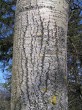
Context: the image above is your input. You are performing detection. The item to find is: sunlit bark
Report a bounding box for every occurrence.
[11,0,69,110]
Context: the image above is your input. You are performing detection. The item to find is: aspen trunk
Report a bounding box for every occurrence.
[11,0,69,110]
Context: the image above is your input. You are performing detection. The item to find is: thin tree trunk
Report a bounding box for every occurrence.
[11,0,69,110]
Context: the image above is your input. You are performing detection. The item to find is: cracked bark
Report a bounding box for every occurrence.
[11,0,69,110]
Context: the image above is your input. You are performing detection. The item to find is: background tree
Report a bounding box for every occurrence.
[0,0,16,91]
[68,0,82,109]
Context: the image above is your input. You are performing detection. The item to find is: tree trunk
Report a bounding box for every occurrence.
[11,0,69,110]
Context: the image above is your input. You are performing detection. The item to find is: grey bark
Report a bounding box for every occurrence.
[11,0,69,110]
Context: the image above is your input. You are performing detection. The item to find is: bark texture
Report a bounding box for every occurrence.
[11,0,69,110]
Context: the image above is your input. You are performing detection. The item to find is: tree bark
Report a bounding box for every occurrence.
[11,0,69,110]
